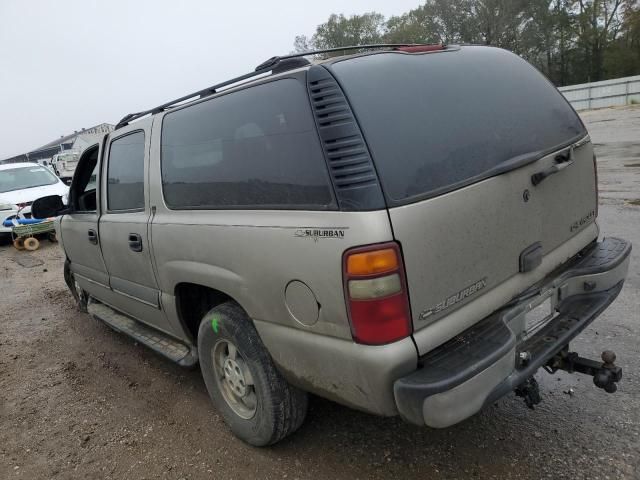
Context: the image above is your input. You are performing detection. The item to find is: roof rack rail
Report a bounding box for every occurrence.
[254,43,444,70]
[115,43,437,129]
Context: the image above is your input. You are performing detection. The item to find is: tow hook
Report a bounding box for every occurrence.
[545,349,622,393]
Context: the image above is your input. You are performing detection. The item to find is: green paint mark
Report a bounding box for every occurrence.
[211,317,219,333]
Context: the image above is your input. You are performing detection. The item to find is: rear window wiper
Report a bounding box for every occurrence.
[481,150,543,179]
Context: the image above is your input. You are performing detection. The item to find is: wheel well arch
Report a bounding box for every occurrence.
[174,283,236,343]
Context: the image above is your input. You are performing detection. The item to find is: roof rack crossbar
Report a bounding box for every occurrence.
[115,43,437,129]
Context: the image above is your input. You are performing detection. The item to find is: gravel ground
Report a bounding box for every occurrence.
[1,106,639,480]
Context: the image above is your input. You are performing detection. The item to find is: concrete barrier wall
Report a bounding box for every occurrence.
[559,75,640,110]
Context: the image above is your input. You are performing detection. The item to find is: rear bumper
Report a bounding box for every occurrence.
[394,237,631,427]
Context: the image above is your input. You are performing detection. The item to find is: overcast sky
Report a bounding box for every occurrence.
[0,0,420,159]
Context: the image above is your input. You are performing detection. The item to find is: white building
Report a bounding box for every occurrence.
[1,123,114,166]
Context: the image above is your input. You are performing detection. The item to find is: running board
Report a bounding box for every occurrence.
[88,301,198,367]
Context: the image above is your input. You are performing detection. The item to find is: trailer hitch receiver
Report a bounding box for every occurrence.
[545,349,622,393]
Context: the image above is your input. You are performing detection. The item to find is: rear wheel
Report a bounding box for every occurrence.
[198,302,308,446]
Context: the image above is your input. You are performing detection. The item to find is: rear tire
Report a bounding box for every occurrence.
[198,302,308,446]
[13,238,25,250]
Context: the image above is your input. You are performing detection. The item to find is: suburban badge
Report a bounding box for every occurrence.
[419,278,488,321]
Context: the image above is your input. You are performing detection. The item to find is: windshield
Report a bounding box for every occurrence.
[330,46,586,204]
[0,166,59,193]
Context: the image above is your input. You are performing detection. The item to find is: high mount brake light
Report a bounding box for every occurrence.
[343,242,412,345]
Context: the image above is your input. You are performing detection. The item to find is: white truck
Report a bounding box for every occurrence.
[52,152,79,183]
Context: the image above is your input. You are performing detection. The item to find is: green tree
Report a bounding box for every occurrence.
[294,0,640,85]
[308,12,386,53]
[604,0,640,77]
[575,0,624,81]
[292,35,312,53]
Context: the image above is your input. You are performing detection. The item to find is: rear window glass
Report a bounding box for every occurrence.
[330,47,586,203]
[161,79,335,209]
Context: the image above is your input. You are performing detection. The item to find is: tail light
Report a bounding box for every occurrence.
[593,153,599,217]
[343,242,412,345]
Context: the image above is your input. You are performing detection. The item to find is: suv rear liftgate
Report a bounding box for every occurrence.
[327,45,631,425]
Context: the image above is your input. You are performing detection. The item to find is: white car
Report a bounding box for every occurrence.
[0,162,69,235]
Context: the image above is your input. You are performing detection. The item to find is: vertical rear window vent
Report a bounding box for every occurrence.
[307,66,383,200]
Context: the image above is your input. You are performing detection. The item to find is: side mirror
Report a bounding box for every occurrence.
[31,195,68,219]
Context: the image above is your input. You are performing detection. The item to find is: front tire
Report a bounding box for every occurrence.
[64,260,88,312]
[198,302,308,446]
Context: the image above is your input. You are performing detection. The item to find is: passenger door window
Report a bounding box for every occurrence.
[70,145,99,213]
[107,131,145,211]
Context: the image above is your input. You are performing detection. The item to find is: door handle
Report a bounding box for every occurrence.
[531,152,574,186]
[128,233,143,252]
[87,229,98,245]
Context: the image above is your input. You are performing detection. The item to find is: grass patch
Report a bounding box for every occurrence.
[625,199,640,206]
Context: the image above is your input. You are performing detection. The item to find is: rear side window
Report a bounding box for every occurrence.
[107,131,145,211]
[330,47,587,204]
[161,79,335,209]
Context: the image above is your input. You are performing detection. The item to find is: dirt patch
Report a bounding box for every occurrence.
[12,255,45,268]
[625,198,640,206]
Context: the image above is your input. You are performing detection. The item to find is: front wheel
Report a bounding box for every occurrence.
[64,260,87,312]
[198,302,308,446]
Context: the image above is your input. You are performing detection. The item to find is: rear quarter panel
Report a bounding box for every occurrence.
[149,208,393,340]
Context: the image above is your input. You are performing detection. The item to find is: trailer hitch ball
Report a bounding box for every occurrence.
[594,373,617,393]
[545,349,622,393]
[601,350,616,365]
[594,350,620,393]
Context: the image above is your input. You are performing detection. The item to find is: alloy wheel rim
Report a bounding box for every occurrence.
[212,339,257,419]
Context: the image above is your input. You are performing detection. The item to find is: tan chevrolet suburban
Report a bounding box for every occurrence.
[33,44,631,446]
